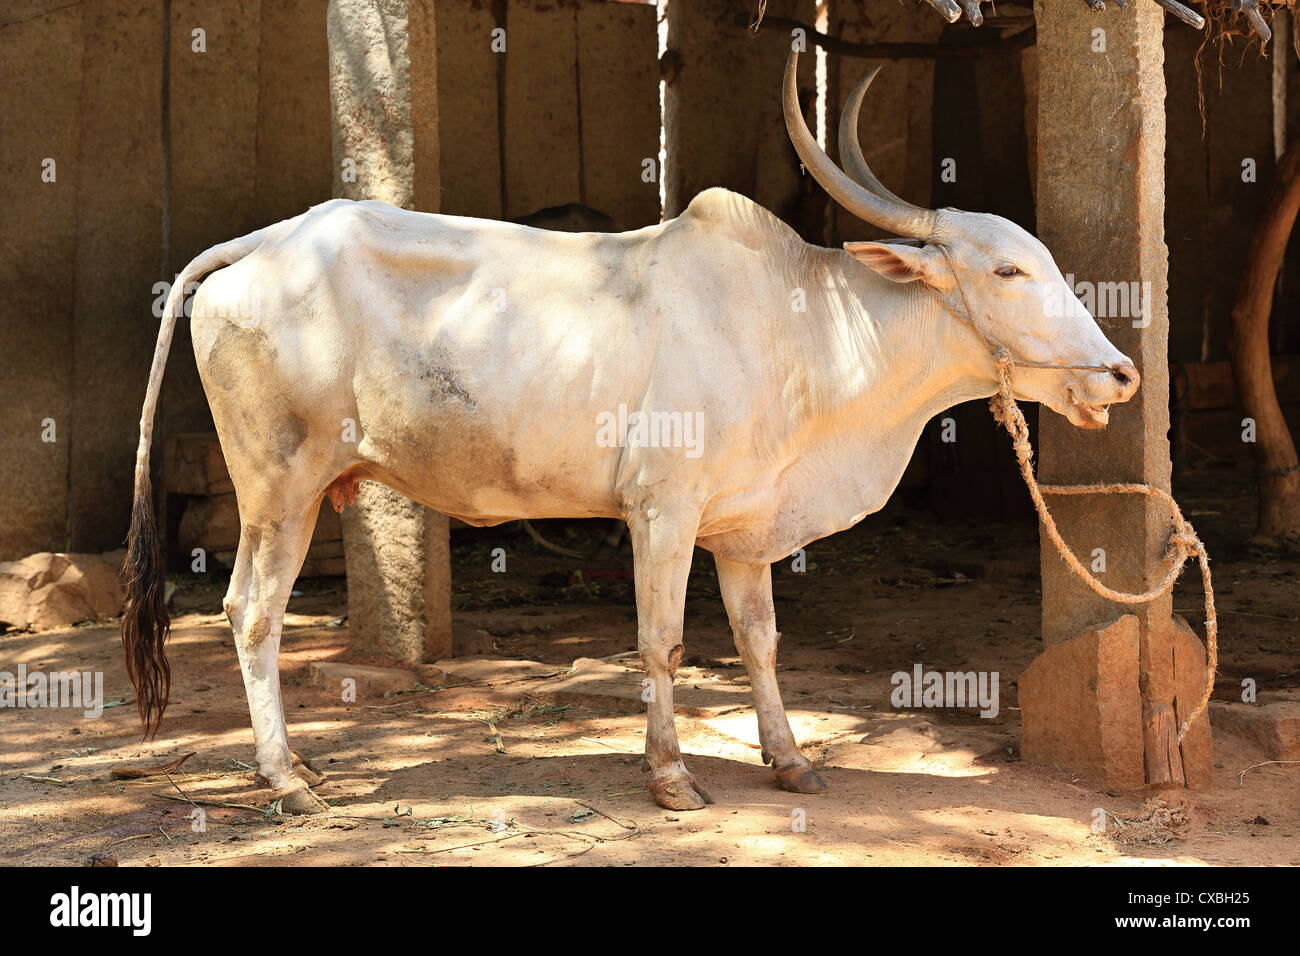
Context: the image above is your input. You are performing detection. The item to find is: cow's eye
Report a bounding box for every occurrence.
[995,265,1023,279]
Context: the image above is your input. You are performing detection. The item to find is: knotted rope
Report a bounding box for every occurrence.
[939,247,1218,742]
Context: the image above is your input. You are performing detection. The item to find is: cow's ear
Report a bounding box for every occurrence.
[844,241,947,287]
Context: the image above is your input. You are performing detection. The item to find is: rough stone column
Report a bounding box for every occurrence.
[327,0,451,662]
[1020,1,1209,790]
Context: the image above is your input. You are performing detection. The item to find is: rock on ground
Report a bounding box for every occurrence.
[308,661,418,698]
[1212,698,1300,761]
[0,550,126,631]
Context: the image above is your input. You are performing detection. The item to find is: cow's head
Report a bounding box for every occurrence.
[783,52,1139,429]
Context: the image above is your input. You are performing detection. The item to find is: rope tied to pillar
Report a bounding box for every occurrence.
[939,247,1218,744]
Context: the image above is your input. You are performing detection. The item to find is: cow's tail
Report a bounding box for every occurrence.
[122,226,276,738]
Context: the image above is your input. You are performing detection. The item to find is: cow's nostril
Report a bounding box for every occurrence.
[1109,362,1138,389]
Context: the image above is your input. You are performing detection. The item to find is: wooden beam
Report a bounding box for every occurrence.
[748,14,1037,59]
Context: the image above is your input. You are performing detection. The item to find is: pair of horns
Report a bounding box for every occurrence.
[782,50,938,241]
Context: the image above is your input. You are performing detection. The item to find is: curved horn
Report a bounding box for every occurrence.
[782,50,936,240]
[838,65,909,208]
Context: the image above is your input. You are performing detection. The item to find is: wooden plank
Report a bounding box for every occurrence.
[166,0,261,437]
[830,0,942,243]
[503,0,581,219]
[435,0,502,218]
[665,0,813,222]
[411,0,440,213]
[0,2,82,558]
[752,0,816,221]
[69,0,165,552]
[665,1,758,218]
[576,0,659,228]
[255,0,332,227]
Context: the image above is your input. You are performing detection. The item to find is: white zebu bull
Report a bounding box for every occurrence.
[122,53,1139,812]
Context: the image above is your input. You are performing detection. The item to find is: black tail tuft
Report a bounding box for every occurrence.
[120,473,171,738]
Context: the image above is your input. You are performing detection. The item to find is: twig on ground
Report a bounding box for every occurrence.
[1236,759,1300,785]
[21,774,67,786]
[581,736,636,754]
[155,792,272,814]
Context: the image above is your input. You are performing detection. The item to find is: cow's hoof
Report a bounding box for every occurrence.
[648,771,713,811]
[776,763,828,794]
[291,752,326,788]
[277,785,329,815]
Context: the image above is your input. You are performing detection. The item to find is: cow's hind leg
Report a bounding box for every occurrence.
[223,491,325,814]
[628,505,712,810]
[714,555,826,794]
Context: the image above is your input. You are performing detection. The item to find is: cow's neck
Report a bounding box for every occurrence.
[780,254,997,537]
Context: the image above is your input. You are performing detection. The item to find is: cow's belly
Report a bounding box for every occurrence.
[341,327,632,522]
[349,397,627,522]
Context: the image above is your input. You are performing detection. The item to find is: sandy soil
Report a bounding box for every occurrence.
[1,466,1296,866]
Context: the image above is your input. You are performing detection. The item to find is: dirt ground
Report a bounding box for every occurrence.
[2,465,1297,867]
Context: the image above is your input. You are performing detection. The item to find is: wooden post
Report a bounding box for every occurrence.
[1229,139,1300,546]
[326,0,452,663]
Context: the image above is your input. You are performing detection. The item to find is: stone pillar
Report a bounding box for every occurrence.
[327,0,451,662]
[1021,1,1210,790]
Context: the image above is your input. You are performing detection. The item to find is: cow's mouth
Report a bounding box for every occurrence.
[1064,388,1110,429]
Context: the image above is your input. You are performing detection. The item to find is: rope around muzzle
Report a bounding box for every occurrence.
[938,247,1217,743]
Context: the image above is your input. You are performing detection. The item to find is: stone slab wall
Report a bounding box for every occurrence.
[0,0,659,562]
[438,0,659,227]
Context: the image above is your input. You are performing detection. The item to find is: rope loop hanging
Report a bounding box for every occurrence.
[938,247,1218,742]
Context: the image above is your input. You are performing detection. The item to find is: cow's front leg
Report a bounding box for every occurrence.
[628,505,712,810]
[714,555,827,794]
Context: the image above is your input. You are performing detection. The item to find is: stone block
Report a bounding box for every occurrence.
[0,550,126,631]
[309,661,418,698]
[68,0,164,554]
[340,483,451,662]
[665,0,815,220]
[1212,700,1300,761]
[178,493,241,556]
[421,656,561,687]
[162,433,231,496]
[165,0,262,440]
[255,0,333,226]
[1019,614,1144,788]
